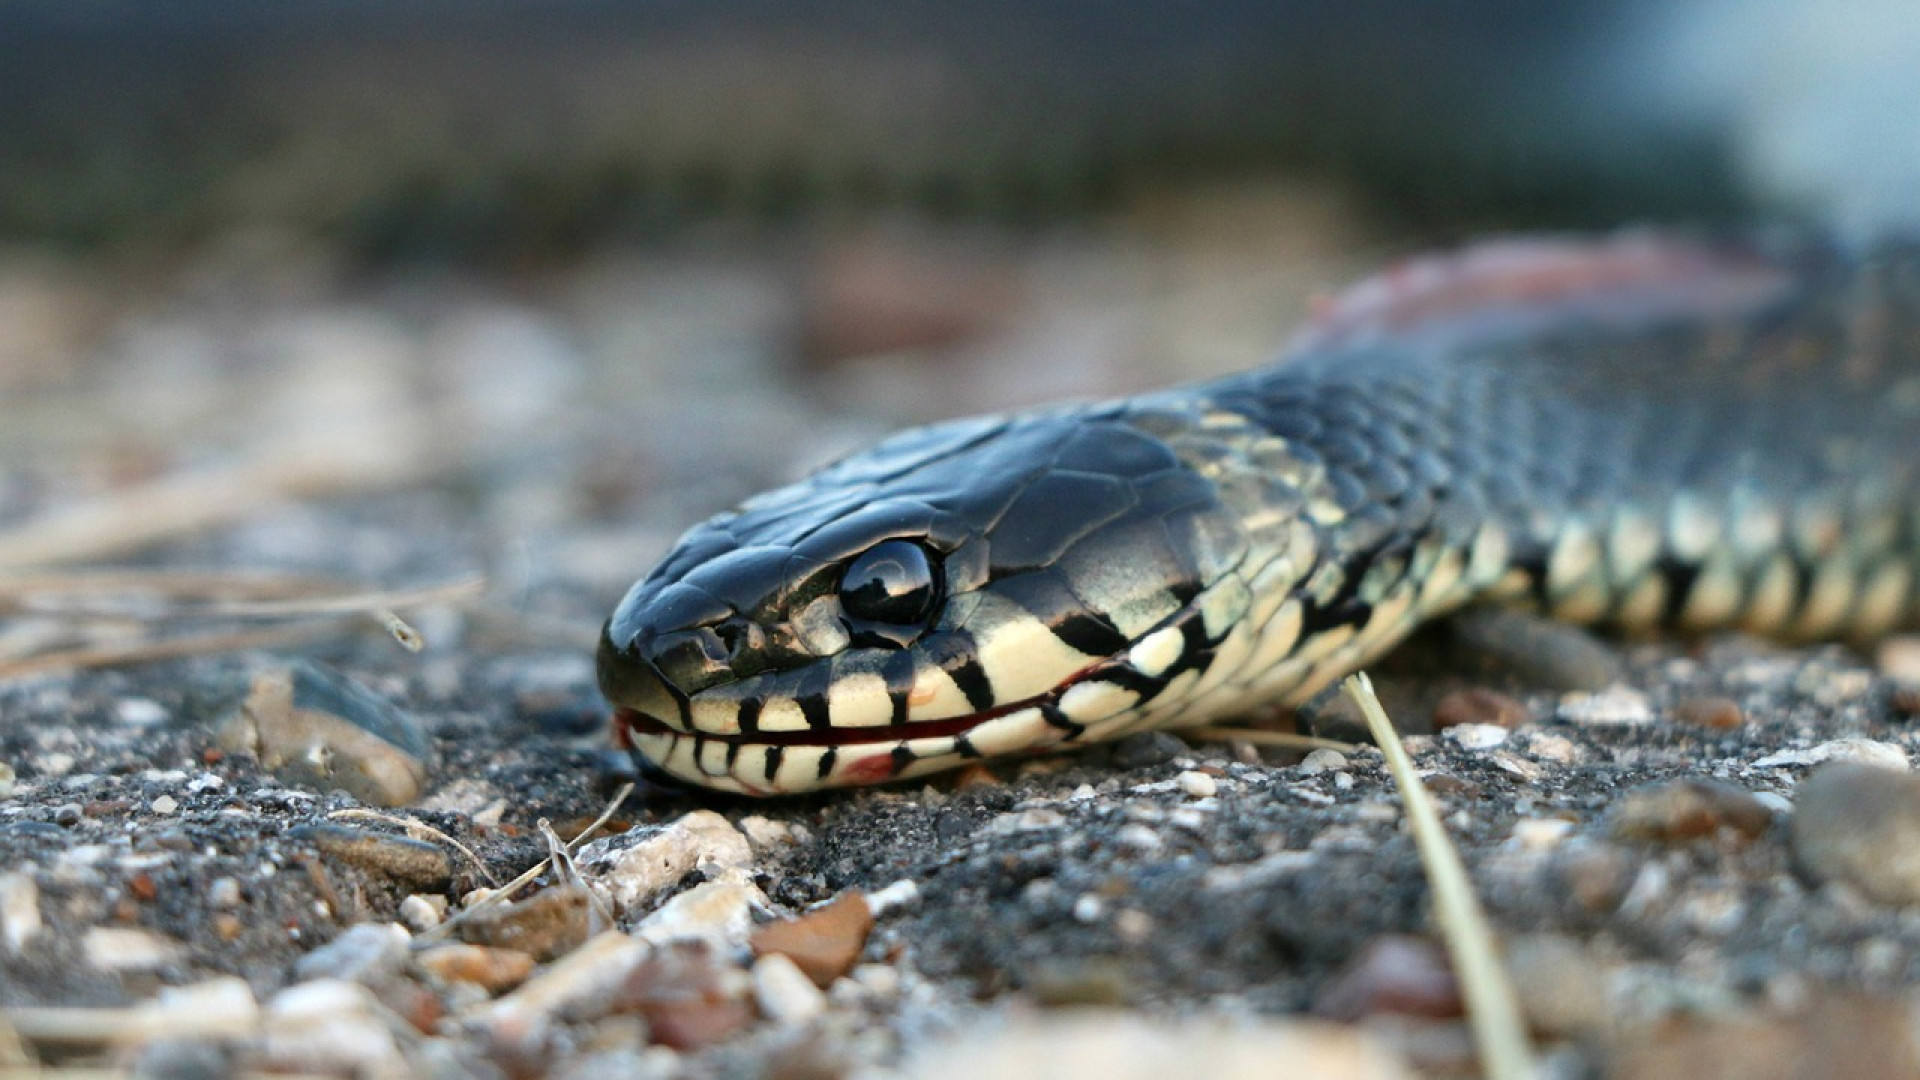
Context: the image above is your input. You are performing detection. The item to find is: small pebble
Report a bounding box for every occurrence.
[1108,731,1188,770]
[150,794,179,815]
[1876,635,1920,682]
[752,952,828,1024]
[458,884,593,961]
[1509,818,1575,852]
[485,930,649,1029]
[292,824,452,890]
[1609,779,1774,846]
[1504,935,1613,1036]
[580,810,754,917]
[608,941,754,1051]
[1790,762,1920,906]
[1298,749,1348,775]
[750,891,874,987]
[1674,696,1745,729]
[416,942,537,993]
[1432,688,1529,730]
[1314,936,1461,1021]
[0,872,43,952]
[52,803,83,827]
[1176,770,1218,798]
[207,877,242,909]
[115,698,169,727]
[83,926,187,972]
[866,878,921,917]
[294,922,409,985]
[262,980,411,1078]
[399,893,444,932]
[1443,723,1509,750]
[636,872,764,949]
[1754,738,1909,771]
[1560,688,1654,726]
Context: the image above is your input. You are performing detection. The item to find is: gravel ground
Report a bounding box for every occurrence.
[6,209,1920,1079]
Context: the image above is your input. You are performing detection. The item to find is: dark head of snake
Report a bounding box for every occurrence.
[601,234,1920,795]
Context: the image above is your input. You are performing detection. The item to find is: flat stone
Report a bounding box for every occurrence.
[211,662,429,807]
[1608,779,1774,846]
[292,823,452,890]
[416,942,537,994]
[486,930,650,1028]
[1790,762,1920,905]
[1755,738,1909,771]
[580,810,754,918]
[750,892,874,988]
[83,926,187,972]
[608,941,754,1051]
[1612,992,1918,1080]
[263,979,413,1079]
[295,922,410,985]
[904,1010,1415,1080]
[458,884,594,961]
[635,871,764,949]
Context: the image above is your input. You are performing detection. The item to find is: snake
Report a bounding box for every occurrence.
[598,233,1920,796]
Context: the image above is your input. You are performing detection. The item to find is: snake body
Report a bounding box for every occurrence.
[599,234,1920,795]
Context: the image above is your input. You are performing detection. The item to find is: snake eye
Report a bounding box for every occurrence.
[839,540,940,626]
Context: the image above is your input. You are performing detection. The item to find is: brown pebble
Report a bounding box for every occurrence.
[1608,778,1774,846]
[212,913,244,941]
[611,941,754,1051]
[1614,992,1919,1080]
[1891,685,1920,718]
[749,892,874,988]
[292,823,453,891]
[417,942,537,994]
[1553,843,1638,915]
[1313,935,1461,1021]
[1674,696,1744,729]
[457,884,593,962]
[128,872,159,903]
[1790,761,1920,906]
[1432,688,1530,730]
[1422,774,1483,800]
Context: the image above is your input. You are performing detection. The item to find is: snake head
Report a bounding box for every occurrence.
[598,406,1266,795]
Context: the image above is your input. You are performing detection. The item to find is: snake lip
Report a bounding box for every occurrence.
[614,697,1034,748]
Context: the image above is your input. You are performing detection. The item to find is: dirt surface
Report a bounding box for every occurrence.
[6,211,1920,1079]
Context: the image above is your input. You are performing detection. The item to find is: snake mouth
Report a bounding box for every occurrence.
[612,689,1057,749]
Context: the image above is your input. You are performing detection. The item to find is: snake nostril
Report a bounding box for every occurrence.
[713,620,746,657]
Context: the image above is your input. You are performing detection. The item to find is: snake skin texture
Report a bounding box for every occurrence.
[599,233,1920,795]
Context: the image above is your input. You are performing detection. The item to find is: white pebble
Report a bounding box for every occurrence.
[1445,723,1510,750]
[150,795,179,815]
[867,879,921,917]
[1072,895,1105,923]
[752,953,827,1024]
[399,894,444,931]
[115,699,169,727]
[1754,738,1909,771]
[0,873,42,952]
[1508,818,1575,851]
[1297,749,1348,775]
[207,878,242,909]
[1176,770,1218,798]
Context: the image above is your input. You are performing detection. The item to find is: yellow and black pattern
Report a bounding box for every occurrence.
[599,234,1920,795]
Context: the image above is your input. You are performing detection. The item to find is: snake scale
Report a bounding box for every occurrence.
[598,233,1920,795]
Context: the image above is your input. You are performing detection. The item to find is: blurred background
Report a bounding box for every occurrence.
[1,0,1917,616]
